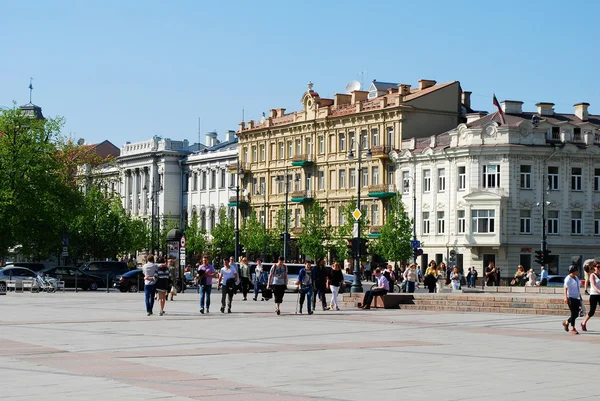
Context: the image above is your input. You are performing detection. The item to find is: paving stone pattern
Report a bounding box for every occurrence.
[0,291,598,400]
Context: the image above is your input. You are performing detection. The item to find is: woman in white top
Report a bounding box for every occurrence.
[563,265,581,335]
[268,256,288,315]
[581,263,600,332]
[525,269,537,287]
[450,267,461,291]
[403,263,418,293]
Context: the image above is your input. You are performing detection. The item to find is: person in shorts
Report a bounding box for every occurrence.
[155,261,172,316]
[581,263,600,332]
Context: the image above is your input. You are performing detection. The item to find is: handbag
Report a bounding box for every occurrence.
[262,287,273,299]
[580,297,587,318]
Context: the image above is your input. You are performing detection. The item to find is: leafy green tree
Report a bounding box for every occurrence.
[185,212,209,258]
[158,213,180,254]
[240,209,267,260]
[330,198,369,261]
[209,207,235,260]
[0,105,80,259]
[370,194,413,263]
[297,201,328,261]
[268,207,290,258]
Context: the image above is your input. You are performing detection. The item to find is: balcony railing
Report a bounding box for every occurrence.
[370,145,392,158]
[291,190,313,199]
[368,184,395,193]
[226,162,249,172]
[369,225,383,234]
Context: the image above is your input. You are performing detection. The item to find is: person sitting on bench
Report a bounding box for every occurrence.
[360,268,389,309]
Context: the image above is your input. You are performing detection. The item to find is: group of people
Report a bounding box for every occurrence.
[141,255,179,316]
[562,262,600,335]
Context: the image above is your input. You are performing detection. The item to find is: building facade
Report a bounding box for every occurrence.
[236,79,467,256]
[393,100,600,277]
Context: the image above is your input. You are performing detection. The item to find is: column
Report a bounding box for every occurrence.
[132,168,139,215]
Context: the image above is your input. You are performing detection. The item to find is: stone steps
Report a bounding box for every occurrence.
[340,293,589,316]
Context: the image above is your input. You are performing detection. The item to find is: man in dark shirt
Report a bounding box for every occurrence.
[312,258,329,311]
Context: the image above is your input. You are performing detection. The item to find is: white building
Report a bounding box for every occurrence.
[392,101,600,277]
[183,130,242,236]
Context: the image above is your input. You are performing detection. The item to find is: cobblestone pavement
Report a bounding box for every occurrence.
[1,291,597,401]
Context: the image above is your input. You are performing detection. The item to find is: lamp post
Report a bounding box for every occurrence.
[144,182,162,254]
[256,182,267,260]
[230,166,245,267]
[348,145,372,293]
[403,171,418,263]
[276,168,299,262]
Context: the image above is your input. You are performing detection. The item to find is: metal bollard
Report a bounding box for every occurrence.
[106,274,110,293]
[137,274,140,293]
[74,272,78,293]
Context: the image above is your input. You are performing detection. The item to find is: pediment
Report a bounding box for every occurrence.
[562,143,579,153]
[585,145,600,154]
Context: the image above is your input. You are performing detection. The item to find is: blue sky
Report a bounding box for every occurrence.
[2,0,599,147]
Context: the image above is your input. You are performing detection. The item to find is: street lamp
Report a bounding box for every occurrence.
[256,182,267,260]
[347,144,372,294]
[403,171,418,263]
[143,182,163,254]
[275,168,299,262]
[229,166,245,267]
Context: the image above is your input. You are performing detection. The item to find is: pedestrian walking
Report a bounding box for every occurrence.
[198,255,216,314]
[359,268,389,309]
[364,261,372,282]
[470,266,478,288]
[328,262,344,311]
[217,257,238,313]
[583,259,595,295]
[538,265,548,286]
[239,257,251,301]
[252,258,266,301]
[403,263,418,293]
[485,261,497,287]
[155,262,171,315]
[384,264,397,293]
[167,259,178,301]
[562,265,581,335]
[424,261,438,293]
[581,263,600,331]
[296,261,314,314]
[312,258,329,311]
[268,256,288,315]
[142,254,158,316]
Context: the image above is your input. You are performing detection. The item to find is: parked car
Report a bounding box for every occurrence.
[80,261,130,287]
[0,266,38,293]
[113,269,144,292]
[3,262,46,272]
[39,266,99,291]
[537,275,565,287]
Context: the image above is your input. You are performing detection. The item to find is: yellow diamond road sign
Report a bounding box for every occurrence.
[352,208,362,220]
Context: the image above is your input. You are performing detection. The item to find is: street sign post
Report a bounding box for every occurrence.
[410,240,421,249]
[352,208,362,221]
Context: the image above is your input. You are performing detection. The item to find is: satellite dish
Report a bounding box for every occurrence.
[344,80,361,94]
[77,138,85,146]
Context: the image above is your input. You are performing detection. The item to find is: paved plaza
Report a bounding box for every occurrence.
[1,290,598,401]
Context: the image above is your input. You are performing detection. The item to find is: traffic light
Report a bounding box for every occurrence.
[359,238,368,255]
[413,248,418,261]
[543,250,552,265]
[534,250,544,265]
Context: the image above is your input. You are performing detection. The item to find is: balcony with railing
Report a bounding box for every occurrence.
[226,162,249,172]
[291,154,315,167]
[368,225,383,239]
[227,195,249,208]
[367,184,396,199]
[290,190,314,203]
[370,145,392,159]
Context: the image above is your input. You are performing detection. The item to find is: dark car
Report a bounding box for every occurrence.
[113,269,144,292]
[39,266,100,291]
[80,261,130,287]
[3,262,46,272]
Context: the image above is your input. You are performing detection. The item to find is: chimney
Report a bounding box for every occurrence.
[574,102,590,121]
[418,79,437,90]
[461,91,472,110]
[270,109,278,118]
[247,120,255,129]
[501,100,523,114]
[238,122,245,132]
[398,84,411,96]
[430,135,437,148]
[205,131,217,147]
[584,130,594,145]
[536,102,555,117]
[277,108,286,117]
[225,130,236,142]
[466,112,487,124]
[351,90,368,104]
[334,93,351,107]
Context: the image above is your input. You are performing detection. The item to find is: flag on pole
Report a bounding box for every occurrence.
[493,94,505,125]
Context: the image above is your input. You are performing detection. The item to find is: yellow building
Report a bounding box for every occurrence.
[236,79,467,257]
